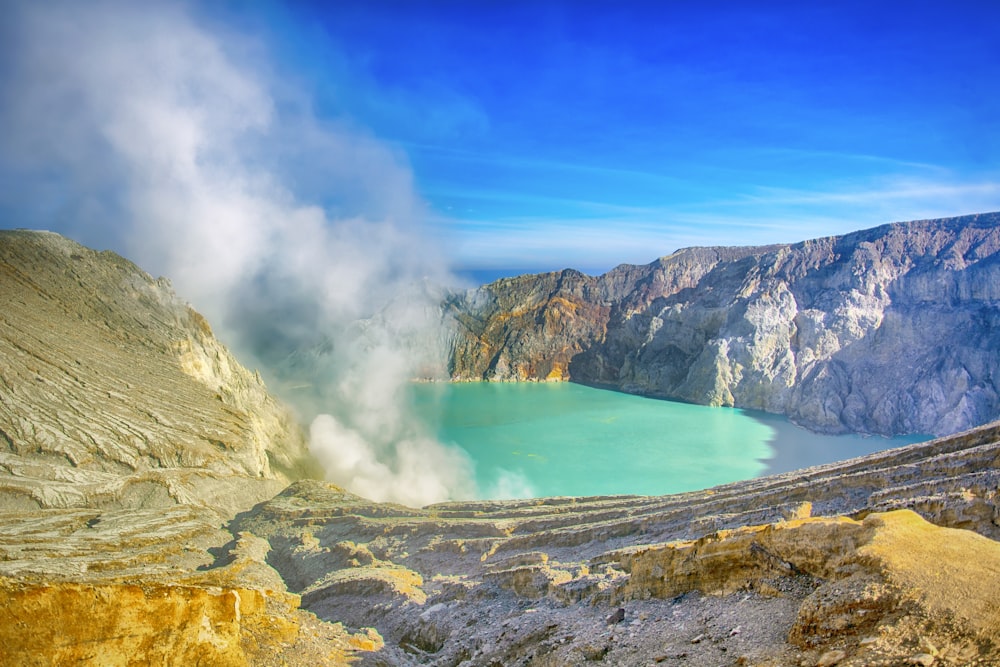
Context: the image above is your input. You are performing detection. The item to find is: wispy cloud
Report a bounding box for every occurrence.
[741,179,1000,206]
[418,136,1000,272]
[435,175,1000,272]
[722,146,951,174]
[408,142,695,184]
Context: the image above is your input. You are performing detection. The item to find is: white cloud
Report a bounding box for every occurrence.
[435,175,1000,272]
[1,0,473,506]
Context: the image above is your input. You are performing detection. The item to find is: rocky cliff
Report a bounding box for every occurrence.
[3,229,1000,666]
[0,229,318,514]
[447,213,1000,437]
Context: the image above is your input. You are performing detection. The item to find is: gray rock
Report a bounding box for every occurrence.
[447,213,1000,436]
[4,228,1000,666]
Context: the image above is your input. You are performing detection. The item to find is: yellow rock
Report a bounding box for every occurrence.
[0,580,276,666]
[612,510,1000,652]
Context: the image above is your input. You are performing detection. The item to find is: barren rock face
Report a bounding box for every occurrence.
[0,503,381,666]
[234,423,1000,665]
[0,230,372,666]
[447,213,1000,436]
[0,229,317,514]
[3,228,1000,666]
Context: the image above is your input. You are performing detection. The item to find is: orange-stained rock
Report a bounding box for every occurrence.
[0,580,274,666]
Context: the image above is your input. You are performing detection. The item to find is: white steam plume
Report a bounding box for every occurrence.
[0,0,480,506]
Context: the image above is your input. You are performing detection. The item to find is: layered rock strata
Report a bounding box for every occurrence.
[0,503,382,666]
[447,213,1000,436]
[4,228,1000,665]
[235,421,1000,665]
[0,230,375,665]
[0,230,318,514]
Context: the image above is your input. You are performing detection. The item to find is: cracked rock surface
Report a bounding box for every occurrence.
[236,423,1000,665]
[0,230,367,666]
[0,229,317,514]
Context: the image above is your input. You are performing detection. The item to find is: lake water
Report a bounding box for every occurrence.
[411,382,929,499]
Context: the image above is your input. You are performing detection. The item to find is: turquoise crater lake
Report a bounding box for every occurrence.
[411,382,928,499]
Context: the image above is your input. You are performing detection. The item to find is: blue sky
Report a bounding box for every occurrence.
[255,0,1000,275]
[3,1,1000,279]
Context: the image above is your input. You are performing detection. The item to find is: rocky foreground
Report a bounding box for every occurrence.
[231,423,1000,666]
[4,420,1000,665]
[2,228,1000,665]
[447,213,1000,437]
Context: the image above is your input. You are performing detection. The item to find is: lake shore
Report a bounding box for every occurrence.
[748,409,929,476]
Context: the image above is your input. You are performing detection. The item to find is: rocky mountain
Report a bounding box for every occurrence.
[3,228,1000,666]
[447,213,1000,437]
[0,229,318,515]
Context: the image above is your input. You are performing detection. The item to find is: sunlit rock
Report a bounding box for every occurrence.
[448,213,1000,436]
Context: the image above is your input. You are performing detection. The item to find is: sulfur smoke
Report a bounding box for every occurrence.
[0,0,488,506]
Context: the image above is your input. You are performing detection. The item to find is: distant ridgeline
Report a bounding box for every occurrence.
[446,213,1000,437]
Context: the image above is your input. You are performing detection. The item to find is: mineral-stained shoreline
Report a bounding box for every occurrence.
[2,227,1000,665]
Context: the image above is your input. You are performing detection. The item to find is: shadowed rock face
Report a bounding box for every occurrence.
[0,229,318,515]
[447,213,1000,436]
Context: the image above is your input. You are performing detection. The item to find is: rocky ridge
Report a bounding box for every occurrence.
[232,422,1000,666]
[447,213,1000,437]
[0,230,371,665]
[2,228,1000,665]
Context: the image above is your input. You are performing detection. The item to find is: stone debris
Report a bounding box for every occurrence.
[816,649,847,666]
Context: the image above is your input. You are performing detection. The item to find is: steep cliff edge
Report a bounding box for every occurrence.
[447,213,1000,436]
[0,229,318,514]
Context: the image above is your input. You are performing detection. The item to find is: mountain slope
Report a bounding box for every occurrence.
[0,229,318,514]
[447,213,1000,436]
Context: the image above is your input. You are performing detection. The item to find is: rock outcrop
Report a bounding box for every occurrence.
[3,228,1000,665]
[0,230,378,665]
[0,229,318,515]
[447,213,1000,436]
[233,422,1000,665]
[0,503,382,666]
